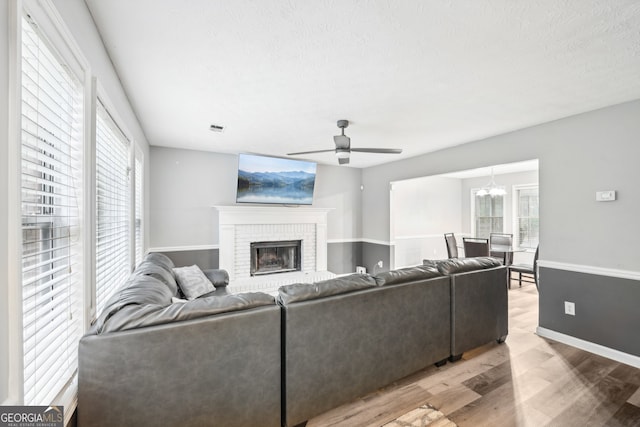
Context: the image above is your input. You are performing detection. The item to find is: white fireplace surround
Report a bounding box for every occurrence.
[214,206,332,281]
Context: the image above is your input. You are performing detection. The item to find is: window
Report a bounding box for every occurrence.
[473,191,504,238]
[95,100,131,315]
[21,15,84,405]
[134,151,144,266]
[514,185,539,249]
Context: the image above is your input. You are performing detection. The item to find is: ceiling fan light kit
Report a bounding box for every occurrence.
[335,148,350,159]
[287,119,403,165]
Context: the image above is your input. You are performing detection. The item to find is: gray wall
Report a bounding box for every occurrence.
[539,267,640,357]
[362,100,640,271]
[150,147,363,268]
[150,148,237,248]
[327,242,363,274]
[161,249,220,269]
[362,100,640,356]
[362,242,392,275]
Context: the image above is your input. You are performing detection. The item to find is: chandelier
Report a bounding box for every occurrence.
[476,168,506,197]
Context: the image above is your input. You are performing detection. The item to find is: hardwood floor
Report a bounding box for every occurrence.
[307,282,640,427]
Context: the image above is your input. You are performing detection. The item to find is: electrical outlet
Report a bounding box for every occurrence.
[564,301,575,316]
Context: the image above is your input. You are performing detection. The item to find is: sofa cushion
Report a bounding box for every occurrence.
[277,274,377,305]
[98,292,276,333]
[144,252,175,272]
[92,275,174,334]
[374,265,442,286]
[173,265,215,300]
[133,261,179,296]
[434,257,503,275]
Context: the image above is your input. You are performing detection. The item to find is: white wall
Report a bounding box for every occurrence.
[391,176,462,266]
[363,100,640,271]
[149,147,363,249]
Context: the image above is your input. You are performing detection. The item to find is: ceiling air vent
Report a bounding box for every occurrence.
[209,124,225,133]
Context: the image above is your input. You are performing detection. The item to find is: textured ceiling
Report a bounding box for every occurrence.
[85,0,640,168]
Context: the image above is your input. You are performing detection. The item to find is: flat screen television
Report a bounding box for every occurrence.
[236,153,317,205]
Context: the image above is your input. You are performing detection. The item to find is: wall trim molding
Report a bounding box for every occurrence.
[393,233,443,241]
[537,260,640,281]
[150,239,398,251]
[536,327,640,369]
[327,238,361,244]
[362,238,392,246]
[149,244,219,253]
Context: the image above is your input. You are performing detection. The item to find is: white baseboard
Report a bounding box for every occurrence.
[536,326,640,369]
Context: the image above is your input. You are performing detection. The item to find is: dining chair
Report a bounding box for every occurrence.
[444,233,458,258]
[509,245,539,289]
[462,237,490,257]
[489,233,514,266]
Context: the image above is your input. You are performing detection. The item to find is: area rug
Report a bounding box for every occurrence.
[382,403,458,427]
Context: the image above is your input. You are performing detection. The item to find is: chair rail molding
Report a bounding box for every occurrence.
[537,260,640,281]
[149,244,219,253]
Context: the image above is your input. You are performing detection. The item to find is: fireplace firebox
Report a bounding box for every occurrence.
[250,240,302,276]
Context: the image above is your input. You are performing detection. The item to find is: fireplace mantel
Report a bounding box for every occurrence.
[214,206,332,280]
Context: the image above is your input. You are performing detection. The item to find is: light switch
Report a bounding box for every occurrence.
[596,190,616,202]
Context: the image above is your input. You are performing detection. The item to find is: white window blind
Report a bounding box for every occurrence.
[134,154,143,266]
[21,15,83,406]
[95,101,131,315]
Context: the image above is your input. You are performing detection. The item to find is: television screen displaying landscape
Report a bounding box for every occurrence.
[236,154,317,205]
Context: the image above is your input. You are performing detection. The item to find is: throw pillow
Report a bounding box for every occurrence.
[172,265,215,300]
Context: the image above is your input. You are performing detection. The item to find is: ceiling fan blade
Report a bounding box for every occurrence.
[338,157,350,165]
[351,148,403,154]
[333,134,350,149]
[287,149,335,155]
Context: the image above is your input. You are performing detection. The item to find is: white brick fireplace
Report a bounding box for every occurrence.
[214,206,332,281]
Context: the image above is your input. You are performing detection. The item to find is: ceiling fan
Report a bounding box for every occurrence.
[287,120,402,165]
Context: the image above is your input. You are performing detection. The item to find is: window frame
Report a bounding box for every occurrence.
[512,183,539,250]
[8,0,92,418]
[470,187,506,238]
[94,94,133,317]
[133,146,145,267]
[6,0,145,419]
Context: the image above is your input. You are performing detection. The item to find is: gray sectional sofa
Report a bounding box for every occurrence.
[436,258,509,360]
[279,266,451,427]
[77,254,507,427]
[78,253,282,427]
